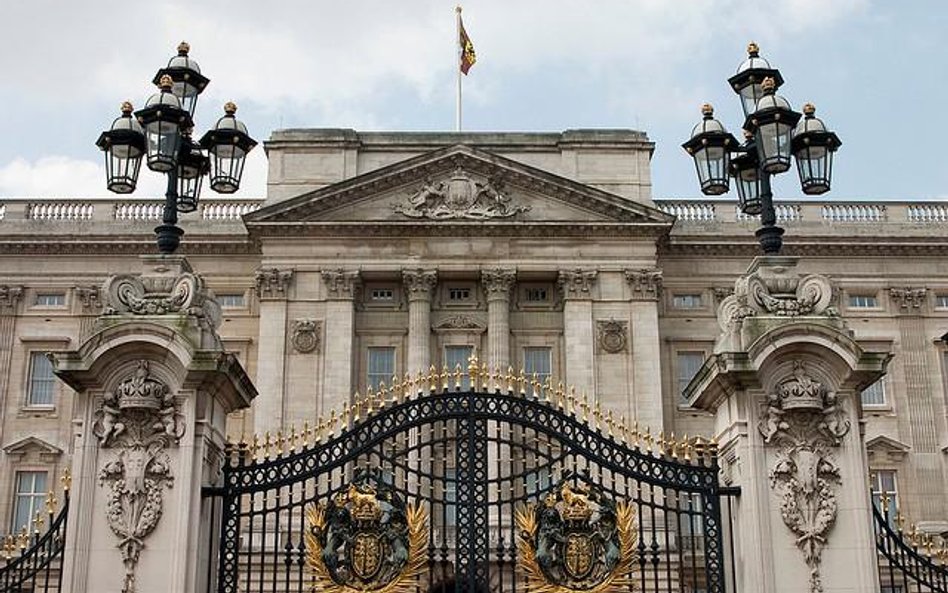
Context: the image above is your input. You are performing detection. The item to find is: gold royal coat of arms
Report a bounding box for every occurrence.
[306,470,428,593]
[516,476,638,593]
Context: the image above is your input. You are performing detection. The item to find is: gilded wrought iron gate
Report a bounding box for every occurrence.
[210,363,728,593]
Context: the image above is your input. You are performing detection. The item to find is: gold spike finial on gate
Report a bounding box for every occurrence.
[480,361,489,391]
[429,365,439,393]
[18,528,28,551]
[506,366,515,394]
[415,370,426,397]
[580,391,589,422]
[643,427,653,453]
[606,410,614,437]
[378,380,388,409]
[468,353,479,383]
[288,426,298,453]
[302,420,311,447]
[454,363,463,390]
[682,434,691,462]
[441,365,451,392]
[328,410,337,438]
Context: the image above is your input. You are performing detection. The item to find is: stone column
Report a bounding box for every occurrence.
[558,269,597,396]
[888,286,946,521]
[252,267,294,435]
[402,269,437,375]
[689,257,890,593]
[621,269,664,429]
[52,255,256,593]
[74,285,103,342]
[0,285,23,434]
[321,269,361,415]
[481,268,516,371]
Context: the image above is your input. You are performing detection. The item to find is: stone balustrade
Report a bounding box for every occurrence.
[657,198,947,225]
[0,196,263,225]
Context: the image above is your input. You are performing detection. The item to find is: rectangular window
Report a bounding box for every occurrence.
[444,345,474,390]
[370,289,394,301]
[936,295,948,309]
[870,470,898,523]
[861,378,886,407]
[525,287,548,302]
[672,294,703,309]
[217,294,245,308]
[12,471,48,533]
[448,287,472,301]
[677,351,705,402]
[28,352,56,406]
[524,347,552,385]
[367,347,396,392]
[34,293,65,307]
[848,294,878,308]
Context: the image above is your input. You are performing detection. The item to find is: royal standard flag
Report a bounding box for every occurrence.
[459,16,476,74]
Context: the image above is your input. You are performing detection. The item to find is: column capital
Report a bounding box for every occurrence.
[888,286,928,314]
[624,268,663,301]
[481,268,517,301]
[255,267,295,300]
[557,269,598,301]
[402,268,438,302]
[321,269,361,300]
[74,285,103,313]
[0,284,23,313]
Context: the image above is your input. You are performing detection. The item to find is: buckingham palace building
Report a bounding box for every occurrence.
[1,128,947,593]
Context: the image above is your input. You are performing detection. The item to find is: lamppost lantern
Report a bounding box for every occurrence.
[743,77,801,174]
[153,41,209,117]
[681,103,739,196]
[683,42,840,255]
[200,102,257,194]
[792,103,842,195]
[728,42,785,118]
[95,101,146,194]
[97,42,256,255]
[134,75,191,173]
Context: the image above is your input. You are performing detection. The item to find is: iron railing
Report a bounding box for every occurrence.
[0,479,69,593]
[874,498,948,592]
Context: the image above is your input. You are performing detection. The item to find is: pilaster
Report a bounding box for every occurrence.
[321,269,361,415]
[252,267,295,434]
[558,269,597,397]
[624,268,664,429]
[481,268,516,371]
[0,285,23,441]
[403,269,437,375]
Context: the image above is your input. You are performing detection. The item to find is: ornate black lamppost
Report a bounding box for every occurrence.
[96,42,257,254]
[682,43,841,254]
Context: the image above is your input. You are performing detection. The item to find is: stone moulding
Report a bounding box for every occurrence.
[758,360,850,593]
[93,360,185,593]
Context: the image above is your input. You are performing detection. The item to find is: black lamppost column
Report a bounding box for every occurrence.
[96,42,257,255]
[682,43,841,255]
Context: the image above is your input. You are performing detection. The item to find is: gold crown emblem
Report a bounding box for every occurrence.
[558,483,593,522]
[348,484,383,522]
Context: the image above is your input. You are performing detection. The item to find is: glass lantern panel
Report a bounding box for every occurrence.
[209,153,246,194]
[758,122,792,174]
[739,84,761,117]
[145,119,181,173]
[105,150,142,194]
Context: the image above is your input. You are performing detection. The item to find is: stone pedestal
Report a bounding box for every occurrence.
[688,257,890,593]
[51,256,256,593]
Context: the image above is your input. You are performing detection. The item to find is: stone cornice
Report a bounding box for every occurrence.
[249,221,670,240]
[661,236,948,258]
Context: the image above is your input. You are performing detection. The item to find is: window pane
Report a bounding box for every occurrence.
[871,470,898,524]
[13,471,48,532]
[444,346,473,390]
[445,468,457,527]
[524,347,552,385]
[849,294,877,308]
[35,293,65,306]
[367,347,395,392]
[861,379,886,406]
[29,352,56,406]
[217,294,245,307]
[678,352,705,402]
[673,294,703,309]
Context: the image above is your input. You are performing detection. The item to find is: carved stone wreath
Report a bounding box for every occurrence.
[93,361,184,593]
[596,320,628,354]
[292,319,322,354]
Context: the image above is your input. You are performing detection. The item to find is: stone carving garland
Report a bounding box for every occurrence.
[292,319,322,354]
[394,168,529,220]
[758,361,850,593]
[93,361,185,593]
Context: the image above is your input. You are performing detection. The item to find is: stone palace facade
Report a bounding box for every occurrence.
[1,128,947,546]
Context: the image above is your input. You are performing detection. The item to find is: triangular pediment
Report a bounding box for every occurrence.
[246,145,673,231]
[866,435,910,453]
[3,436,62,458]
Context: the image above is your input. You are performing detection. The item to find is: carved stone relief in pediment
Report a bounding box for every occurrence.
[394,167,530,220]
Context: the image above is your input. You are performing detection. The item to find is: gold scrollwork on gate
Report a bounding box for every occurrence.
[305,472,428,593]
[516,479,638,593]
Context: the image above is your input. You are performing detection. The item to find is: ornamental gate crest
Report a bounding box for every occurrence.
[208,357,730,593]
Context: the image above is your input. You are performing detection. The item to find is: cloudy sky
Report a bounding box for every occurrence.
[0,0,945,201]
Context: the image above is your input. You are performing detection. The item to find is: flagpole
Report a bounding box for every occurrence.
[456,6,463,132]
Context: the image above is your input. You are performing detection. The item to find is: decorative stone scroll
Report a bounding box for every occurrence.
[103,268,221,329]
[93,360,185,593]
[624,269,662,301]
[393,168,529,220]
[718,260,836,330]
[255,268,294,299]
[889,287,927,311]
[757,360,850,593]
[596,320,628,354]
[515,476,637,593]
[558,269,598,300]
[291,319,322,354]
